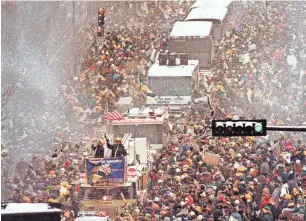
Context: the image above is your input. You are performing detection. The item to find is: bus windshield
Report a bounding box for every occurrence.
[148,77,192,96]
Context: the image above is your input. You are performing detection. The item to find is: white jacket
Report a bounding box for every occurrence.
[280,183,289,197]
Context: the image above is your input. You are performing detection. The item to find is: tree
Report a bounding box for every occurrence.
[1,85,18,129]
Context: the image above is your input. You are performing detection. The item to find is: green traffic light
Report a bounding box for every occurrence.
[255,123,263,132]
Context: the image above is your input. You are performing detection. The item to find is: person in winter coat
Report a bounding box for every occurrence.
[106,137,127,158]
[15,156,29,181]
[278,202,295,220]
[213,204,223,220]
[259,158,269,175]
[230,207,242,221]
[260,206,273,221]
[280,183,290,197]
[92,139,105,158]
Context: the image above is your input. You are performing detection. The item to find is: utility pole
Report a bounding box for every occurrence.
[97,8,105,46]
[72,1,77,76]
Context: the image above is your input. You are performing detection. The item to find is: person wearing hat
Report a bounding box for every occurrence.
[260,206,273,221]
[279,202,295,220]
[92,139,105,158]
[106,136,127,158]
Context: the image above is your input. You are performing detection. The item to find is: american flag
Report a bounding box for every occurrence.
[103,110,124,120]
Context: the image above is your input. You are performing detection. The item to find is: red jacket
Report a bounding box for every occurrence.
[64,160,72,169]
[185,194,194,205]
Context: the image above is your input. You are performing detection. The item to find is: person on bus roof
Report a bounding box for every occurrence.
[106,136,127,158]
[92,139,105,158]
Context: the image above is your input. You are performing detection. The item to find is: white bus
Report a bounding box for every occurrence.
[189,0,233,11]
[168,21,213,70]
[185,6,230,41]
[147,60,199,115]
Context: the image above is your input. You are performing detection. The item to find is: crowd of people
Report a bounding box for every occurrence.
[209,1,306,125]
[1,1,193,220]
[112,1,306,221]
[2,1,306,221]
[59,1,190,131]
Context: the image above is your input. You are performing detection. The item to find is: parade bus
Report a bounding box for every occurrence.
[147,59,200,117]
[79,157,148,218]
[168,21,213,70]
[185,6,230,41]
[189,0,233,12]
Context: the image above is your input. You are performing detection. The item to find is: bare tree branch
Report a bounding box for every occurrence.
[1,85,18,129]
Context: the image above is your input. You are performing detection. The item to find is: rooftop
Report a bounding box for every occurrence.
[148,60,199,77]
[185,7,228,22]
[169,21,212,38]
[190,0,232,10]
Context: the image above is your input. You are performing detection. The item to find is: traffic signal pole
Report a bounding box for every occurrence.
[266,126,306,132]
[97,8,105,46]
[72,2,77,76]
[212,120,306,137]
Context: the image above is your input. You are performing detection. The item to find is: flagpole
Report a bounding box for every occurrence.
[106,99,109,138]
[139,73,141,92]
[139,73,142,107]
[105,99,110,199]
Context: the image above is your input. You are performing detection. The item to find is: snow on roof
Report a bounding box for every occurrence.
[169,21,212,37]
[186,6,228,22]
[190,0,232,10]
[148,60,199,77]
[1,203,61,215]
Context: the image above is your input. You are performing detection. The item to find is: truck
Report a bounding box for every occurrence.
[1,203,62,221]
[146,59,200,117]
[78,107,170,217]
[168,21,214,70]
[189,0,233,12]
[109,107,169,150]
[185,6,230,41]
[79,156,148,218]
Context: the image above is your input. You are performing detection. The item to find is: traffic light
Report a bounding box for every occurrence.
[212,120,267,137]
[98,8,105,26]
[97,8,105,37]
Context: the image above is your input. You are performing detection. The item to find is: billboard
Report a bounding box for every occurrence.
[85,158,126,186]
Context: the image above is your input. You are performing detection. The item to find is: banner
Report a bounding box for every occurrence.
[203,152,221,166]
[85,158,125,185]
[124,61,137,71]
